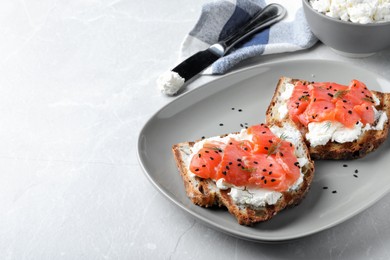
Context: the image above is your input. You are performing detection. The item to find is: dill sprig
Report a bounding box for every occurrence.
[266,133,289,157]
[362,97,375,103]
[298,94,310,101]
[241,167,257,173]
[334,89,349,99]
[279,133,289,140]
[322,121,332,131]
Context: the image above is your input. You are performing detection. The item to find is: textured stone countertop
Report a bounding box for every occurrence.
[1,0,390,259]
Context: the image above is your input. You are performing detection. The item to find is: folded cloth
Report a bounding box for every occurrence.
[179,0,318,75]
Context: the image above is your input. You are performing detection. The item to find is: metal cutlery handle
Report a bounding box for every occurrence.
[210,4,286,56]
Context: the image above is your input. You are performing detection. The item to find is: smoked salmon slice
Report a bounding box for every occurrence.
[189,124,301,192]
[288,79,376,128]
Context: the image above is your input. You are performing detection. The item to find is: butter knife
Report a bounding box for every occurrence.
[158,3,286,95]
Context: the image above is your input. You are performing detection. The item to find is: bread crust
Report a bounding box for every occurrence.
[172,121,315,226]
[266,77,390,160]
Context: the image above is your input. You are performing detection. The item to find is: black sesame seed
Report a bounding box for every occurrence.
[279,152,284,157]
[343,164,348,167]
[229,142,233,145]
[343,100,347,103]
[202,165,206,167]
[264,147,269,150]
[254,161,258,164]
[240,124,244,127]
[261,176,265,180]
[237,163,241,167]
[229,162,233,165]
[222,171,227,175]
[231,108,235,110]
[264,180,267,184]
[328,93,334,97]
[353,174,358,178]
[271,179,276,182]
[237,159,242,162]
[205,150,209,153]
[268,171,272,175]
[210,157,214,160]
[226,165,230,170]
[262,169,267,172]
[332,190,337,194]
[289,143,293,147]
[219,123,224,126]
[323,186,328,189]
[348,110,352,114]
[195,168,199,172]
[238,109,242,112]
[262,131,267,134]
[201,136,205,139]
[366,106,369,110]
[268,140,273,143]
[355,169,359,173]
[269,164,273,167]
[198,154,201,158]
[324,106,328,109]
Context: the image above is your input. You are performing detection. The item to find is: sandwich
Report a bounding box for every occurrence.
[266,77,390,159]
[172,121,314,225]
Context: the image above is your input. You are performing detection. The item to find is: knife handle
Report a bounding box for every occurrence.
[220,4,286,54]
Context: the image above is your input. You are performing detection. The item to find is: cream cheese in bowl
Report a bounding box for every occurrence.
[310,0,390,24]
[302,0,390,56]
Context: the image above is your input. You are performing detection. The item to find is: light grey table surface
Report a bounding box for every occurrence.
[1,0,390,259]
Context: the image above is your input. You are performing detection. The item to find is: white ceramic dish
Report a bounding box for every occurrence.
[137,59,390,242]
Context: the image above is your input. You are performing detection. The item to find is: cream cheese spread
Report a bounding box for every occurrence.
[157,71,185,95]
[278,83,295,119]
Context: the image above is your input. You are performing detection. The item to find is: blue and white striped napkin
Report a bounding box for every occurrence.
[179,0,318,75]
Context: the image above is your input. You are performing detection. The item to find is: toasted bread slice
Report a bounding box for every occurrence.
[172,121,314,226]
[266,77,390,160]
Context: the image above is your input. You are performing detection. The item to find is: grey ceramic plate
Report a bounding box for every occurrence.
[138,59,390,242]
